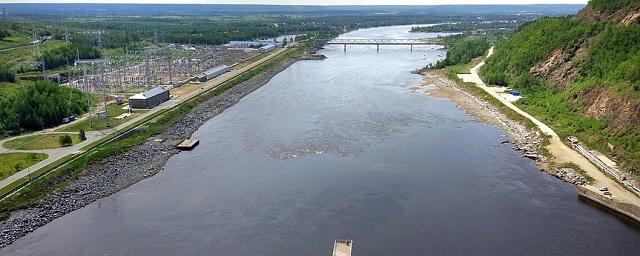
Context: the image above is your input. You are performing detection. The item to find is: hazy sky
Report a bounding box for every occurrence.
[0,0,589,5]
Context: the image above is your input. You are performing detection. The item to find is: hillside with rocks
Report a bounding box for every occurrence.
[480,0,640,175]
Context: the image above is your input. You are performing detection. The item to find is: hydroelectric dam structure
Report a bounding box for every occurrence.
[325,38,432,52]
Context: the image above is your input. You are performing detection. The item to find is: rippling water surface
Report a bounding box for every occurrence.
[3,25,640,256]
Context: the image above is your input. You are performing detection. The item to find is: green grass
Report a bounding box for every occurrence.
[0,153,48,181]
[0,33,31,49]
[0,47,300,221]
[0,40,64,70]
[2,133,81,150]
[59,103,136,132]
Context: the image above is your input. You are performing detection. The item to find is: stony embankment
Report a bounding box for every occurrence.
[0,57,299,248]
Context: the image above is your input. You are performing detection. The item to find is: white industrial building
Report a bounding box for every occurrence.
[198,65,230,82]
[129,87,170,109]
[259,44,276,52]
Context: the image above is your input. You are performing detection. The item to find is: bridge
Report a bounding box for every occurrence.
[325,38,433,52]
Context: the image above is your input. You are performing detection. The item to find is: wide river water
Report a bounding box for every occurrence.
[3,25,640,255]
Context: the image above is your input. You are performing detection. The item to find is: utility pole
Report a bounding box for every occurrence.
[31,25,47,80]
[144,49,151,87]
[124,33,129,87]
[96,30,102,49]
[101,62,110,127]
[168,48,173,84]
[81,65,94,128]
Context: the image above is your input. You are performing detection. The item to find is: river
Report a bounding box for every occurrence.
[3,25,640,256]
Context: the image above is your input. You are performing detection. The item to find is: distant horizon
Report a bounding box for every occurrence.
[0,1,589,6]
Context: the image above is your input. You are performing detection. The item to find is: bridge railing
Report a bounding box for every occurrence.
[324,38,432,45]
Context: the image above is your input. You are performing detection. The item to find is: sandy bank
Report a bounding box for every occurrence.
[412,71,548,167]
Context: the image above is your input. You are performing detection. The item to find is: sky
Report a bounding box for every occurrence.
[0,0,589,5]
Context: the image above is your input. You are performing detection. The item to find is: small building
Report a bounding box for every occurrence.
[96,110,108,119]
[200,65,230,82]
[129,87,170,109]
[259,44,276,52]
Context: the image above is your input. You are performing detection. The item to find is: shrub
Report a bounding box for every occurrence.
[59,135,73,147]
[79,129,87,141]
[0,69,15,83]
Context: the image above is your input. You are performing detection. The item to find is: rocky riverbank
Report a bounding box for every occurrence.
[413,71,590,184]
[0,57,300,248]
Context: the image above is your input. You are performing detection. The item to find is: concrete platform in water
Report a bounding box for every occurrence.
[176,139,199,150]
[332,240,353,256]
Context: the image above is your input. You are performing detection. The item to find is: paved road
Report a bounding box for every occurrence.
[458,47,640,205]
[0,47,290,191]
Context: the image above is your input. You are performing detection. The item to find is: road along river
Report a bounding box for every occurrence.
[2,25,640,255]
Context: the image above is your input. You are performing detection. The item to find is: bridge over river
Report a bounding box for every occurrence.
[325,38,433,52]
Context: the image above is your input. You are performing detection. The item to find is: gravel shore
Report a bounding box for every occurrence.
[415,71,593,186]
[414,72,547,164]
[0,57,299,248]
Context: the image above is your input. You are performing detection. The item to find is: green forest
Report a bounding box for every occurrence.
[433,37,489,68]
[0,81,88,135]
[39,42,101,70]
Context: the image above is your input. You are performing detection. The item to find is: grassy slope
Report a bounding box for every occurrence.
[0,40,64,70]
[0,31,31,50]
[0,153,48,181]
[3,133,80,150]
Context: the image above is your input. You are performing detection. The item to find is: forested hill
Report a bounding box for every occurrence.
[480,0,640,174]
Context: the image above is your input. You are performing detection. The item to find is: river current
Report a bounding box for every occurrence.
[3,25,640,256]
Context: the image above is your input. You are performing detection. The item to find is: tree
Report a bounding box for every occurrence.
[14,163,22,173]
[0,29,9,41]
[79,129,87,141]
[11,81,89,130]
[59,135,73,147]
[0,68,15,83]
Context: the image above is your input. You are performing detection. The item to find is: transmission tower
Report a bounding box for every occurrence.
[31,25,46,80]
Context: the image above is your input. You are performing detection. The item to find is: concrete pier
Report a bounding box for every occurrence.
[176,139,199,150]
[332,240,352,256]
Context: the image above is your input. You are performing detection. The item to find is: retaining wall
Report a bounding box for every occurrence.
[577,185,640,223]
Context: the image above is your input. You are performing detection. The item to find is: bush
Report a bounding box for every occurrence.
[0,29,9,40]
[59,135,73,147]
[0,69,15,83]
[79,129,87,141]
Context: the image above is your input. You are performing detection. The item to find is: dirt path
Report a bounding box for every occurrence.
[456,47,640,206]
